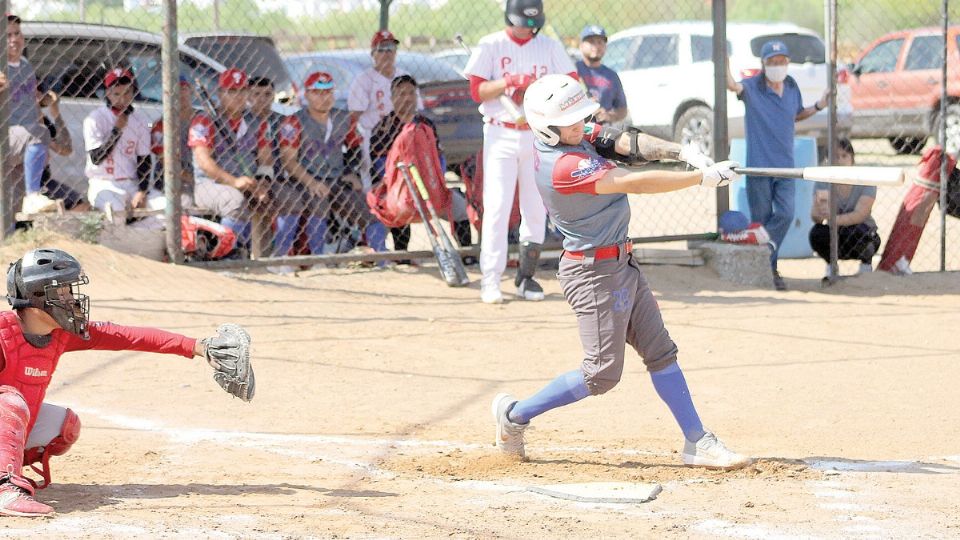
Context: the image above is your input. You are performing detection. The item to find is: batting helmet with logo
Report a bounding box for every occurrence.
[523,74,600,146]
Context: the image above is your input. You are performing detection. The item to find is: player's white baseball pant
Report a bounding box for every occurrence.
[480,124,546,289]
[88,177,164,214]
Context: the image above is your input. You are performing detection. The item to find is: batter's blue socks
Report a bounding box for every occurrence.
[650,363,705,443]
[508,370,590,424]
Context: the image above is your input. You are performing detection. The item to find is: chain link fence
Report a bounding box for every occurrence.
[1,0,957,275]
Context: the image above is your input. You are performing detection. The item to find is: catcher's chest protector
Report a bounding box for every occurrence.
[0,312,70,433]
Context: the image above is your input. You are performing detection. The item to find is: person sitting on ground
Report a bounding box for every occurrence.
[809,138,881,282]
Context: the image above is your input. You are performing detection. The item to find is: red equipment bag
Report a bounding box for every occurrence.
[459,149,521,232]
[367,119,452,228]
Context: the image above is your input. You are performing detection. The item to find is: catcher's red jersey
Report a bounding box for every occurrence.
[0,311,197,431]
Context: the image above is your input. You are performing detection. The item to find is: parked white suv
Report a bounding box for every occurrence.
[605,21,852,156]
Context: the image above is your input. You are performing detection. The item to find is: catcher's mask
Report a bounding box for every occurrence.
[6,248,91,339]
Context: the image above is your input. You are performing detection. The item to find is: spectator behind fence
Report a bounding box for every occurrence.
[150,75,196,206]
[6,13,57,215]
[189,68,272,251]
[83,68,162,220]
[38,87,89,211]
[348,30,420,190]
[370,74,473,259]
[808,138,881,283]
[575,25,628,125]
[726,40,828,291]
[275,71,388,266]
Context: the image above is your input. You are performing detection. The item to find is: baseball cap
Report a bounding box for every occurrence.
[580,25,607,41]
[760,40,790,62]
[178,74,191,87]
[371,30,399,50]
[219,68,248,90]
[303,71,335,91]
[104,68,134,88]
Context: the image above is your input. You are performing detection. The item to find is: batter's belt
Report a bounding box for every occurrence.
[563,240,633,261]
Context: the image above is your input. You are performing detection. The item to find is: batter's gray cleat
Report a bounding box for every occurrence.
[682,431,752,470]
[515,277,545,301]
[491,393,528,459]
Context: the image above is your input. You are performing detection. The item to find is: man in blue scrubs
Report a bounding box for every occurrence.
[726,40,827,290]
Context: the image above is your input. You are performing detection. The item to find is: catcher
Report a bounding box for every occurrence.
[0,248,254,517]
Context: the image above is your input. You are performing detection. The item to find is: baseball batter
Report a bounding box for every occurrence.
[489,74,750,470]
[84,68,162,216]
[0,248,254,517]
[463,0,576,304]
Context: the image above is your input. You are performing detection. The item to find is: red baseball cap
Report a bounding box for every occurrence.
[371,30,399,50]
[303,72,335,90]
[104,68,134,88]
[218,68,248,90]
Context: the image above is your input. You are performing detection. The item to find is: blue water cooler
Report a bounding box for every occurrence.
[728,137,817,259]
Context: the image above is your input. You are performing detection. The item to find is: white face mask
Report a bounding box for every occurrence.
[765,65,788,83]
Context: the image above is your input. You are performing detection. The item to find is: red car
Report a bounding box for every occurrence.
[848,26,960,154]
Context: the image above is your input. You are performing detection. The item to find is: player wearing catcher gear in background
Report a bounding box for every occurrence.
[0,248,254,517]
[489,74,751,470]
[464,0,576,304]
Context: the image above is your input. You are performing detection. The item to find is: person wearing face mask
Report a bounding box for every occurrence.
[726,40,827,291]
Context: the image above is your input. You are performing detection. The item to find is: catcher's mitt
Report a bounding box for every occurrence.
[200,323,255,402]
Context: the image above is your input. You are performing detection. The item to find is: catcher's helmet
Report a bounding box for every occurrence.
[6,248,90,339]
[523,74,600,146]
[504,0,545,32]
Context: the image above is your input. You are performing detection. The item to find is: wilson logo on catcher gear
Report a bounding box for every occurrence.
[23,367,48,378]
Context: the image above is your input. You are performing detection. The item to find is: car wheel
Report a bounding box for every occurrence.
[674,105,713,156]
[934,103,960,156]
[889,136,926,155]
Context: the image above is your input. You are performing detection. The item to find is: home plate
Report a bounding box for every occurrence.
[528,482,662,504]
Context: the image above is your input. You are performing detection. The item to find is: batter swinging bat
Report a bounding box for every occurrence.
[454,33,526,125]
[396,163,470,287]
[732,166,904,187]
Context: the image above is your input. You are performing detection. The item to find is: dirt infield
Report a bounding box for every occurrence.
[1,233,958,538]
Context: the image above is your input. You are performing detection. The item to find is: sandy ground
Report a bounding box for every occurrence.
[0,232,959,539]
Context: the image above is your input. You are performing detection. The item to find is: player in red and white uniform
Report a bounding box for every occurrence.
[0,248,245,517]
[83,68,162,216]
[463,0,576,304]
[347,30,412,191]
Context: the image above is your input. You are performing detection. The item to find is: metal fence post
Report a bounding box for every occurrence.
[712,0,729,226]
[826,0,840,284]
[380,0,392,31]
[0,3,9,240]
[940,0,950,272]
[163,0,184,263]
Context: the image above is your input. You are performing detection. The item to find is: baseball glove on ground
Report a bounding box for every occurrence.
[201,323,255,402]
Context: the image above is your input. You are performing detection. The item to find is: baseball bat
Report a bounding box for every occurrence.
[732,166,904,187]
[454,34,526,125]
[408,164,470,287]
[396,163,469,287]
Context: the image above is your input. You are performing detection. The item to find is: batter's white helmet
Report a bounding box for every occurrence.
[523,74,599,146]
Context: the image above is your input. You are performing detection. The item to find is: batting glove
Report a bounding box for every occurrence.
[504,73,535,91]
[678,143,715,170]
[701,161,741,188]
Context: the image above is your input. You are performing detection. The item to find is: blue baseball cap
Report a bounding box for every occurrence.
[580,25,607,41]
[760,40,790,62]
